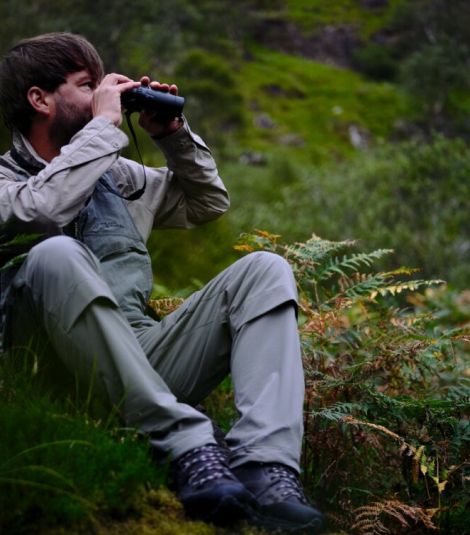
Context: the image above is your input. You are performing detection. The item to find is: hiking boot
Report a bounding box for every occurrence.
[171,443,255,525]
[233,462,324,534]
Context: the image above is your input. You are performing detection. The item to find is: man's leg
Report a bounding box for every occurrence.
[137,251,304,471]
[8,236,216,459]
[137,251,324,533]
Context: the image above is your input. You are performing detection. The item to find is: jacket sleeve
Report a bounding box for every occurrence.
[119,118,230,241]
[0,117,128,228]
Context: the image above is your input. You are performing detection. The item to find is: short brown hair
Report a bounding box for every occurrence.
[0,32,104,134]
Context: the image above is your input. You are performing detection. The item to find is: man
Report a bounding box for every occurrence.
[0,33,323,533]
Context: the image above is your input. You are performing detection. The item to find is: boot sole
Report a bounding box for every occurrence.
[183,492,255,526]
[248,509,324,534]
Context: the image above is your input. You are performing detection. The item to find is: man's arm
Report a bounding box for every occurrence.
[0,117,128,228]
[118,118,230,242]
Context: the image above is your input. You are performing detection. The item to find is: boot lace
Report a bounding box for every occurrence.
[176,444,234,489]
[265,463,308,504]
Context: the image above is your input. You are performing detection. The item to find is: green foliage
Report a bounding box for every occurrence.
[0,355,164,532]
[174,49,246,148]
[0,232,43,269]
[236,230,470,534]
[239,135,470,289]
[400,42,470,131]
[353,0,470,134]
[0,0,257,76]
[352,43,398,81]
[148,218,239,293]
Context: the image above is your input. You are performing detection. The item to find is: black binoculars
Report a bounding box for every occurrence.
[121,87,185,118]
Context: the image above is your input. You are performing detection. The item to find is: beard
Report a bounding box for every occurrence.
[49,97,92,149]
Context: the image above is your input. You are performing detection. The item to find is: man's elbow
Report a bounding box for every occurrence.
[188,194,230,224]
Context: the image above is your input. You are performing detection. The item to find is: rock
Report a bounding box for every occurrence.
[252,17,361,68]
[279,133,305,147]
[239,151,267,166]
[254,113,277,129]
[348,124,369,150]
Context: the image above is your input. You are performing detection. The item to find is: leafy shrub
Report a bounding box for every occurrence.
[353,42,398,81]
[245,135,470,289]
[236,230,470,534]
[400,42,470,130]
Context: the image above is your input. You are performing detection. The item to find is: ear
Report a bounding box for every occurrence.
[27,86,55,117]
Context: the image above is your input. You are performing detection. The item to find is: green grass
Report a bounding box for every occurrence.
[0,354,165,532]
[284,0,408,37]
[235,47,409,165]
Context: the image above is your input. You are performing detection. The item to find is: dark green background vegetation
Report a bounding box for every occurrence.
[0,1,469,533]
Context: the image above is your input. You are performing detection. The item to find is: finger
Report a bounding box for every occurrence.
[115,80,141,93]
[149,81,170,92]
[140,75,151,86]
[102,73,136,85]
[169,84,179,95]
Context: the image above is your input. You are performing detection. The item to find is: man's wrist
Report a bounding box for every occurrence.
[150,117,184,139]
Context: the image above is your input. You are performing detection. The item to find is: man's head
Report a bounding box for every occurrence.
[0,32,104,135]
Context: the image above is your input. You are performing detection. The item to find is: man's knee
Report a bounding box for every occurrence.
[241,251,293,280]
[230,251,297,301]
[27,236,98,276]
[15,236,117,331]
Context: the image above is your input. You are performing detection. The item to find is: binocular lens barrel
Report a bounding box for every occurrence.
[121,87,185,117]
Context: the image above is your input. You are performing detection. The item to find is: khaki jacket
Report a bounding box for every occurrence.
[0,116,230,243]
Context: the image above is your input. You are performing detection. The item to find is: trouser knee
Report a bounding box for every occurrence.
[25,236,99,280]
[15,236,116,332]
[224,252,298,331]
[237,251,296,292]
[245,250,292,273]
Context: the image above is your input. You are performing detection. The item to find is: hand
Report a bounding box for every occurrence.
[92,73,140,126]
[137,76,183,137]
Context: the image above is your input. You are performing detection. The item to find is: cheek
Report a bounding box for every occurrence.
[82,93,93,110]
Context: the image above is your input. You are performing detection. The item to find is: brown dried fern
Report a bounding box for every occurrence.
[352,499,438,534]
[147,297,184,318]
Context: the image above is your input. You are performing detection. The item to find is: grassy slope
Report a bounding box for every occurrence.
[285,0,407,36]
[233,46,408,165]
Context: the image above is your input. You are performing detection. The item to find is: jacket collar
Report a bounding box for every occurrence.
[10,131,46,174]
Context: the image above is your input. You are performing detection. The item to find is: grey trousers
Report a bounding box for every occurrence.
[8,236,304,470]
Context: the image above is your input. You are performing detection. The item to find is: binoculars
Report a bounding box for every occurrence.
[121,87,185,118]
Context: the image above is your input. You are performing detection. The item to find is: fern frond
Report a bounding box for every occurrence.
[0,233,42,250]
[0,253,29,271]
[321,272,388,305]
[369,279,445,300]
[341,416,411,449]
[315,250,394,283]
[352,500,438,534]
[284,234,357,266]
[310,402,365,422]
